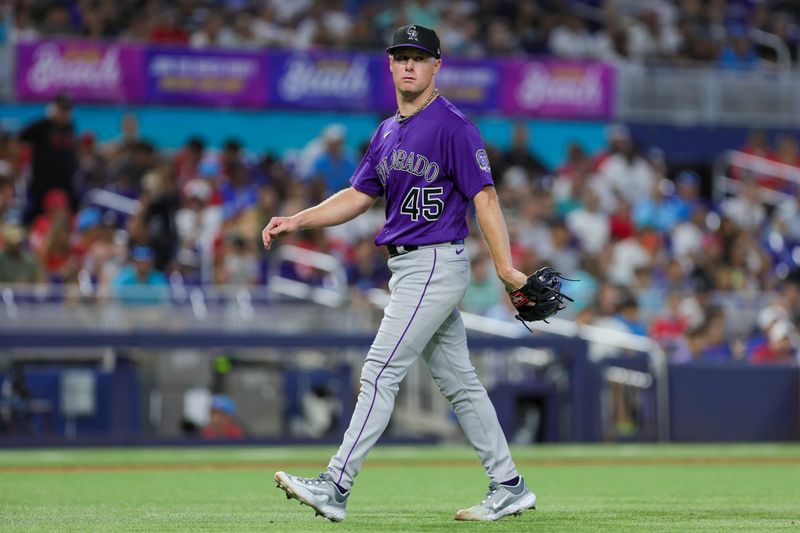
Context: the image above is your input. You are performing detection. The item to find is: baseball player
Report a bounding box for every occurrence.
[263,24,536,522]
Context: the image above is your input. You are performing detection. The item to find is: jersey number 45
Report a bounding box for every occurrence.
[400,186,443,221]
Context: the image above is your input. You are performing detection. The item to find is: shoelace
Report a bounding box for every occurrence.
[301,473,330,485]
[481,482,500,505]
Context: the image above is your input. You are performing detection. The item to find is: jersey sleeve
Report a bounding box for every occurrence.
[349,131,383,197]
[447,123,495,199]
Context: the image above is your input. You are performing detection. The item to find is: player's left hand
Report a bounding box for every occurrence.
[262,216,299,250]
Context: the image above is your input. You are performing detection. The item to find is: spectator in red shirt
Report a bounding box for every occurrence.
[740,129,772,159]
[150,11,189,45]
[201,395,244,440]
[767,134,800,193]
[649,291,690,348]
[609,198,635,242]
[752,320,798,365]
[30,189,72,252]
[731,129,774,186]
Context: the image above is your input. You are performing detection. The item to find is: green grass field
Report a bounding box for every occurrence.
[1,444,799,532]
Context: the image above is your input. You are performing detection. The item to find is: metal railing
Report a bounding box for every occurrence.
[267,244,349,308]
[1,244,673,440]
[285,252,671,440]
[713,149,800,206]
[750,27,793,74]
[0,243,785,442]
[617,66,800,126]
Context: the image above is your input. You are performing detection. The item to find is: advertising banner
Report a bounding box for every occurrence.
[267,51,383,110]
[13,40,616,121]
[435,59,501,111]
[500,60,614,119]
[15,41,145,103]
[145,48,267,107]
[376,58,501,111]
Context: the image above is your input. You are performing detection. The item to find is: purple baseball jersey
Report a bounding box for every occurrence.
[350,96,494,246]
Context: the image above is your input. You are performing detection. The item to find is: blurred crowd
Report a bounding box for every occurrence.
[0,0,799,367]
[1,0,800,69]
[1,92,799,366]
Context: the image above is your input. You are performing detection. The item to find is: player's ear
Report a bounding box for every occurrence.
[433,58,442,75]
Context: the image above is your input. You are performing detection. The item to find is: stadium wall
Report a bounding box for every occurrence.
[669,363,800,442]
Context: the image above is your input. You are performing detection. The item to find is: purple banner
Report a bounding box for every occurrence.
[501,60,614,119]
[145,48,267,107]
[15,41,144,103]
[377,58,501,111]
[267,51,384,110]
[13,40,616,120]
[435,59,501,111]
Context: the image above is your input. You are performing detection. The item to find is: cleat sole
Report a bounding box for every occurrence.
[273,471,346,523]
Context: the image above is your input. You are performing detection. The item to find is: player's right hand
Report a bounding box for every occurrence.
[262,216,299,250]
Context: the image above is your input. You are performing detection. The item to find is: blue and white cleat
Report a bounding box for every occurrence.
[274,471,349,522]
[455,478,537,521]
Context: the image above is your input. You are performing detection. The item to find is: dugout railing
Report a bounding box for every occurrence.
[2,276,797,445]
[0,287,667,447]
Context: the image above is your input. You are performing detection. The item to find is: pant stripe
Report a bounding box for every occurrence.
[337,249,438,484]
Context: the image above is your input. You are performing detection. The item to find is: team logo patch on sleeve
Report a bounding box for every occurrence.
[475,149,491,173]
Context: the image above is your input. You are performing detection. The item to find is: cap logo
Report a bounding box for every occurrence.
[407,25,419,41]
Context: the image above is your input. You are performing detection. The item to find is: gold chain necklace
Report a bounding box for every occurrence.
[396,88,439,123]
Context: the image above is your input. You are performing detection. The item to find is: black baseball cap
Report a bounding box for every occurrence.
[386,24,441,59]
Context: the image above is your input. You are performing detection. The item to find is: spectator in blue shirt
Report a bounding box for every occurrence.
[219,162,259,221]
[306,124,357,201]
[719,25,760,71]
[111,245,169,305]
[614,291,648,337]
[672,170,702,221]
[632,179,686,233]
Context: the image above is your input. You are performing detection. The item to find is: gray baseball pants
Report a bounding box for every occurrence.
[327,243,519,490]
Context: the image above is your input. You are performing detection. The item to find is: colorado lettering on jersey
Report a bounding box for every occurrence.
[375,149,440,185]
[350,96,495,246]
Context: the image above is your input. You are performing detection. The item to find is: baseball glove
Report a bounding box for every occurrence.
[508,267,575,330]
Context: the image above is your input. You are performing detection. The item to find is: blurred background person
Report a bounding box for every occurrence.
[110,245,169,306]
[201,395,245,440]
[17,93,78,223]
[0,225,41,284]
